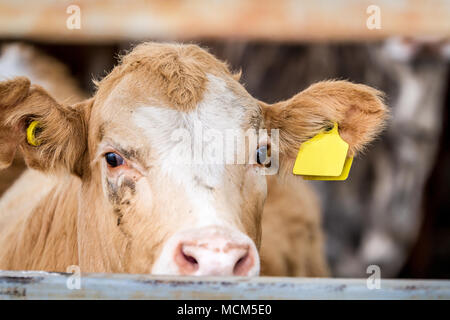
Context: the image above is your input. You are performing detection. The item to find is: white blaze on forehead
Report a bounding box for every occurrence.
[133,74,248,227]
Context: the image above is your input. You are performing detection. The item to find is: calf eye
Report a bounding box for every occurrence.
[105,152,124,167]
[256,145,271,167]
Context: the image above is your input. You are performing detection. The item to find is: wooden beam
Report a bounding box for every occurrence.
[1,271,450,299]
[0,0,448,43]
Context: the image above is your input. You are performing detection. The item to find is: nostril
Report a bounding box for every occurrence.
[175,244,199,274]
[233,250,253,276]
[183,252,198,265]
[233,256,246,273]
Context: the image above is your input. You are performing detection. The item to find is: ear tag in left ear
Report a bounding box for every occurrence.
[26,120,42,146]
[292,122,353,180]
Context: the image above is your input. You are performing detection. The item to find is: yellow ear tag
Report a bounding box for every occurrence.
[292,122,353,181]
[26,120,42,146]
[302,156,353,181]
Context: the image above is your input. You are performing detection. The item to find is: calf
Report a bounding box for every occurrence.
[0,42,387,276]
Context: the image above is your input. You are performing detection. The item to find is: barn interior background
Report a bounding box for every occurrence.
[0,0,449,280]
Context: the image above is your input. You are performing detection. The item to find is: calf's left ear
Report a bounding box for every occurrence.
[0,77,91,176]
[262,80,389,170]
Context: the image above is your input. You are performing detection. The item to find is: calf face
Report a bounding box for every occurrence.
[0,43,388,275]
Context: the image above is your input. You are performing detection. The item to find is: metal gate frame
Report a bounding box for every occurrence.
[1,270,449,299]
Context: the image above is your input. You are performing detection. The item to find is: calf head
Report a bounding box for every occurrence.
[0,43,388,275]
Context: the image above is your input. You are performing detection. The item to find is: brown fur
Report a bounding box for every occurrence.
[0,77,30,169]
[0,44,86,195]
[95,42,239,112]
[0,42,387,276]
[263,80,389,176]
[0,80,91,176]
[0,172,79,271]
[260,175,329,276]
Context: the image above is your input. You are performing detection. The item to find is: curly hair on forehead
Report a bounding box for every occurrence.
[94,42,241,111]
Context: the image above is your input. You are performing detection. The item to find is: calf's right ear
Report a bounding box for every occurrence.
[261,80,389,176]
[0,77,91,176]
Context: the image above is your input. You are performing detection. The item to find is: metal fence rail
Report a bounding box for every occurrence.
[0,0,449,42]
[0,271,449,299]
